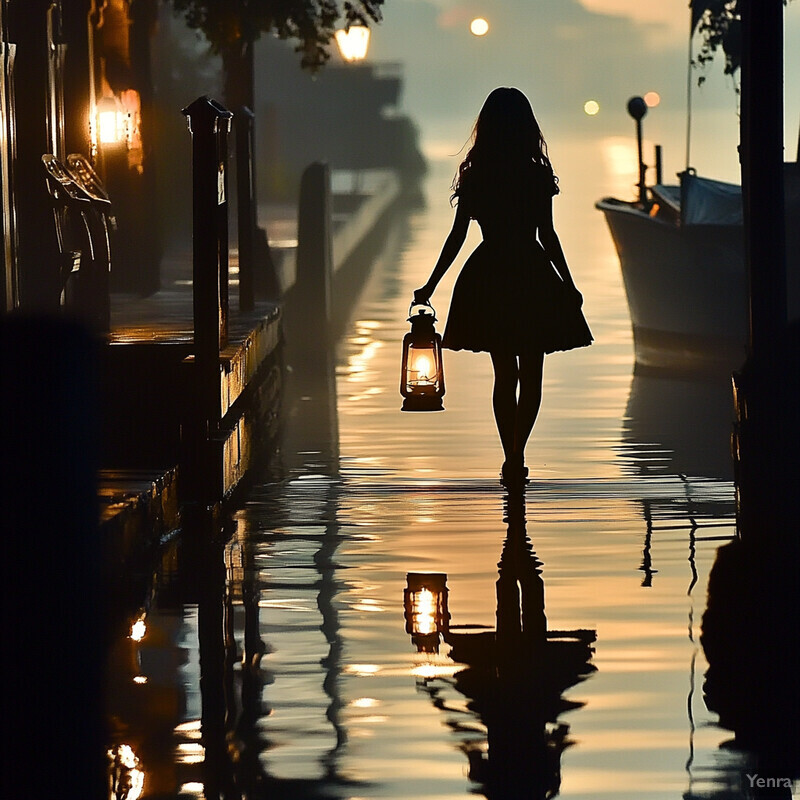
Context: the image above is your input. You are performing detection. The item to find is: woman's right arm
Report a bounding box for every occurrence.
[413,202,470,304]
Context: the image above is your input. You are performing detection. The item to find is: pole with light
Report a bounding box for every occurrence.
[627,96,648,206]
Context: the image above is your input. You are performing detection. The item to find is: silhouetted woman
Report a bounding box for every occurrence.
[414,87,592,484]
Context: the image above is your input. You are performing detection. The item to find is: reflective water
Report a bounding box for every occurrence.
[106,150,773,799]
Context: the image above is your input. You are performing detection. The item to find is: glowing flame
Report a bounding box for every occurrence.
[414,355,432,382]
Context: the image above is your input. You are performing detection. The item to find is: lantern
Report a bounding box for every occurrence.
[404,572,450,653]
[400,302,446,411]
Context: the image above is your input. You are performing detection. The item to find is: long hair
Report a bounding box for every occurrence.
[453,87,557,198]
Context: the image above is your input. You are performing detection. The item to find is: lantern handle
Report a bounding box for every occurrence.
[408,299,437,321]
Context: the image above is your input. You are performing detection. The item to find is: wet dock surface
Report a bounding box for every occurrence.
[102,158,779,799]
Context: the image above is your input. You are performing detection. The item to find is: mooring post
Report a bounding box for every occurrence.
[741,0,787,360]
[294,162,333,351]
[182,96,233,504]
[183,96,232,357]
[735,0,790,546]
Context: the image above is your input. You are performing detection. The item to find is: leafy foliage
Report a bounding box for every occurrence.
[167,0,384,70]
[691,0,791,83]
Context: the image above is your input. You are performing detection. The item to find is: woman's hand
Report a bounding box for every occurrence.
[413,286,432,305]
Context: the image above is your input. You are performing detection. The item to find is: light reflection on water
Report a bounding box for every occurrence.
[249,150,740,796]
[106,147,755,798]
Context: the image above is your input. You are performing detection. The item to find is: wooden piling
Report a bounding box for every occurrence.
[181,96,233,505]
[294,162,333,351]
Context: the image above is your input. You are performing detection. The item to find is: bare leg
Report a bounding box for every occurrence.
[514,352,545,462]
[490,352,519,465]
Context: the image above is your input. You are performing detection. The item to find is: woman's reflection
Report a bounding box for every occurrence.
[406,486,596,799]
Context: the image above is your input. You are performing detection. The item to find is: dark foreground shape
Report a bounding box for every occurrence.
[1,315,106,798]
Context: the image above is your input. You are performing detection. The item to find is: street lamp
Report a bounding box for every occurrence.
[335,25,370,62]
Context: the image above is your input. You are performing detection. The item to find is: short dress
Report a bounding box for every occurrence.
[442,161,593,356]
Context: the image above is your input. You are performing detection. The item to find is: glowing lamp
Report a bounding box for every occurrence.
[404,572,450,653]
[335,26,370,62]
[96,97,130,146]
[400,302,445,411]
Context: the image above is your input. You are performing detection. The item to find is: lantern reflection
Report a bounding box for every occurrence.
[404,572,450,653]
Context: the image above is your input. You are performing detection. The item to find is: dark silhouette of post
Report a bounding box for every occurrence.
[654,144,663,185]
[183,96,232,360]
[733,1,795,545]
[182,96,232,504]
[293,162,333,351]
[741,0,787,357]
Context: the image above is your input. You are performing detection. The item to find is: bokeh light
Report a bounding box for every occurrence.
[583,100,600,116]
[644,91,661,107]
[470,17,489,36]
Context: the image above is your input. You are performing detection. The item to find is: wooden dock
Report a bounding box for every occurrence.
[99,167,401,563]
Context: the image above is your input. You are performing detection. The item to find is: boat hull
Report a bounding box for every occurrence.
[597,198,749,372]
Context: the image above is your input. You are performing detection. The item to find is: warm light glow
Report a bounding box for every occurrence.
[351,697,379,708]
[130,617,146,642]
[133,675,147,684]
[412,589,437,635]
[584,99,600,116]
[411,663,462,679]
[601,136,640,196]
[470,17,489,36]
[175,720,202,733]
[335,26,370,61]
[98,108,129,145]
[108,744,144,800]
[409,347,437,387]
[176,742,205,764]
[116,744,138,769]
[644,91,661,107]
[345,664,381,676]
[413,354,433,383]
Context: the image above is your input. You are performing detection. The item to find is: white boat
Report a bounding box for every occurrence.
[596,164,800,372]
